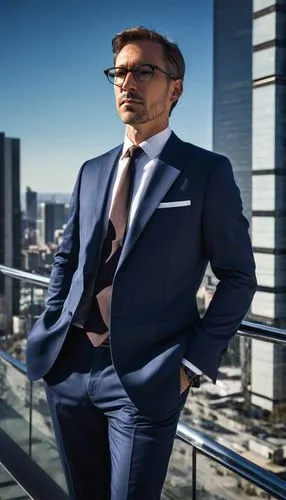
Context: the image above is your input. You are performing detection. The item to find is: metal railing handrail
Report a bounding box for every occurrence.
[238,320,286,345]
[176,422,286,499]
[1,349,286,499]
[0,349,26,374]
[1,264,286,345]
[0,265,50,287]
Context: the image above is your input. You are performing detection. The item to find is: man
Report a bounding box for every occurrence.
[26,27,257,500]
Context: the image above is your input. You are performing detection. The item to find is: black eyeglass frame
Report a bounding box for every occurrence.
[104,64,178,87]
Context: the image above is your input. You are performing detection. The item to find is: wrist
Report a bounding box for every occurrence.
[182,365,201,388]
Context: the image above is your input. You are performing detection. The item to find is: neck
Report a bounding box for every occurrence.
[126,121,169,145]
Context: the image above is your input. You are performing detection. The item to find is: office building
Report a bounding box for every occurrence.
[26,186,37,222]
[212,0,253,399]
[0,132,21,331]
[45,203,66,244]
[24,186,38,245]
[36,202,46,246]
[213,0,253,224]
[250,0,286,411]
[213,0,286,412]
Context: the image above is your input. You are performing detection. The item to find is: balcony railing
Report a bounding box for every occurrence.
[1,264,286,500]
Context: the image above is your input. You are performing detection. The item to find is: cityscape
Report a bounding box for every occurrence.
[1,1,286,499]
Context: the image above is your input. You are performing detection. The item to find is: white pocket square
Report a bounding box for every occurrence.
[157,200,191,209]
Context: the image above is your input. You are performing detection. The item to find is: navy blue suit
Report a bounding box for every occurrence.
[26,133,256,498]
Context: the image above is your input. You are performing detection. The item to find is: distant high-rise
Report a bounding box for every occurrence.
[36,202,46,246]
[212,0,286,412]
[213,0,253,223]
[24,186,38,245]
[0,132,21,331]
[212,0,253,400]
[26,186,37,222]
[251,0,286,329]
[45,203,66,244]
[250,0,286,411]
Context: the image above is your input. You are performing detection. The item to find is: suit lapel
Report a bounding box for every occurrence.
[96,145,122,223]
[84,144,122,251]
[116,133,189,272]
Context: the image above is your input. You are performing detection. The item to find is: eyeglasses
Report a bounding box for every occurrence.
[104,64,177,87]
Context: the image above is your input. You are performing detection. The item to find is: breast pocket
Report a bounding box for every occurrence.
[157,199,191,210]
[155,205,192,215]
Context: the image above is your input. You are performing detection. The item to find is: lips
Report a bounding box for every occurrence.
[120,96,143,106]
[121,99,142,105]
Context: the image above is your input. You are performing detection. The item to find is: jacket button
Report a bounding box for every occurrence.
[68,311,73,316]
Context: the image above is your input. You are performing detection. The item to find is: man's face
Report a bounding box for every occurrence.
[113,40,181,128]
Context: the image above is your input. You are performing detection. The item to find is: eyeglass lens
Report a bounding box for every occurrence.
[108,65,154,85]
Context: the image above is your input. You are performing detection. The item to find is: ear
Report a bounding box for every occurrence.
[170,80,183,104]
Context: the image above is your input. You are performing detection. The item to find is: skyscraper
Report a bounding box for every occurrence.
[213,0,253,223]
[213,0,286,412]
[250,0,286,411]
[0,132,21,331]
[45,203,66,244]
[36,202,46,246]
[26,186,37,222]
[24,186,38,245]
[212,0,253,400]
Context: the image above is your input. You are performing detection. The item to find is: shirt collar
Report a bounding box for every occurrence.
[122,126,172,160]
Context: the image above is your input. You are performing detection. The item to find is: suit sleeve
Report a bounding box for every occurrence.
[184,156,257,382]
[45,163,85,310]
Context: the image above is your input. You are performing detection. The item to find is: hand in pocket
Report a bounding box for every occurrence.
[180,366,191,394]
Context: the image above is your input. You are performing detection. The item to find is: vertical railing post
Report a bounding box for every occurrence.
[28,283,34,457]
[29,379,33,456]
[30,283,35,328]
[192,446,197,500]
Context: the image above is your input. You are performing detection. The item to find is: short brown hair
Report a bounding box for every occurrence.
[111,26,185,113]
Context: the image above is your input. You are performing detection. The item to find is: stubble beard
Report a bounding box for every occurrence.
[119,102,166,126]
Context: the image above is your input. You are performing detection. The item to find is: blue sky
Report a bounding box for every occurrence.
[1,0,213,192]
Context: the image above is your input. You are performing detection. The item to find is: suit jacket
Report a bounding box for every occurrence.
[26,132,257,419]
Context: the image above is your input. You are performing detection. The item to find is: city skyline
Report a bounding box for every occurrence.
[1,0,213,192]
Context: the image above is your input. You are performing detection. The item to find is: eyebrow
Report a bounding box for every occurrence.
[115,63,154,68]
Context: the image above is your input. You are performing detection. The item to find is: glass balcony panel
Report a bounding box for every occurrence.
[164,439,280,499]
[0,466,29,499]
[163,438,193,499]
[0,357,30,454]
[1,280,48,364]
[196,453,278,499]
[1,269,286,499]
[30,378,67,492]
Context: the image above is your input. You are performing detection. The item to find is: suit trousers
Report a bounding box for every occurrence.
[44,325,189,500]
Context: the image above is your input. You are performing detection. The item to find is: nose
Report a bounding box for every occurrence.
[120,70,138,92]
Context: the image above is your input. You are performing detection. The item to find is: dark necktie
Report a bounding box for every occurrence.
[85,145,143,345]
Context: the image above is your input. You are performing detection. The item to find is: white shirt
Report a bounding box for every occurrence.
[108,126,203,377]
[108,126,171,227]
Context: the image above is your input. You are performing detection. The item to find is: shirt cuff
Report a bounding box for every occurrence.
[181,358,212,382]
[182,358,202,374]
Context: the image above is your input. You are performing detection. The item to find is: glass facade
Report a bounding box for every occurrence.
[45,203,66,244]
[0,135,5,298]
[252,3,286,323]
[251,1,286,410]
[252,85,275,171]
[0,133,21,331]
[253,0,278,10]
[276,84,286,169]
[213,0,253,223]
[253,46,276,80]
[253,12,276,46]
[213,0,286,411]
